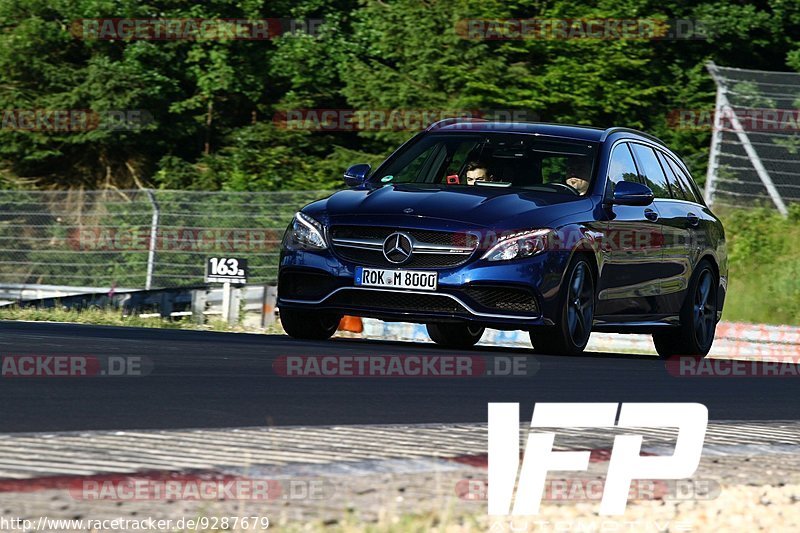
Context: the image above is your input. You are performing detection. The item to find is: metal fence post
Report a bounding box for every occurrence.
[230,286,241,325]
[220,282,240,325]
[704,63,723,208]
[221,281,231,323]
[191,289,207,324]
[144,189,160,290]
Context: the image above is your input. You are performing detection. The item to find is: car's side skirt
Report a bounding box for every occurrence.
[592,316,680,334]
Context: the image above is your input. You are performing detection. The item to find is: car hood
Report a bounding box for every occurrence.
[305,184,594,231]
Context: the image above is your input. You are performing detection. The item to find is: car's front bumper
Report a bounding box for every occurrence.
[277,247,570,329]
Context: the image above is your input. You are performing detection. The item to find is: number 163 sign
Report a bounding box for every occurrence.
[205,257,248,284]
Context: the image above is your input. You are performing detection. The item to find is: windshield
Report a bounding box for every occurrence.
[372,133,598,196]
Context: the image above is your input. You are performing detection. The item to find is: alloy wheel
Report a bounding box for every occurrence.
[566,261,594,347]
[693,269,716,349]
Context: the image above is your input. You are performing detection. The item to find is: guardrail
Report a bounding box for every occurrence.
[0,283,139,305]
[2,284,278,327]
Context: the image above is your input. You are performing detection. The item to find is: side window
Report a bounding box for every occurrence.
[630,143,670,199]
[656,151,686,200]
[607,143,639,190]
[666,156,702,204]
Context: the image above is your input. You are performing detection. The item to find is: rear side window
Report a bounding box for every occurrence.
[630,143,670,199]
[656,150,686,200]
[607,143,639,188]
[665,156,702,204]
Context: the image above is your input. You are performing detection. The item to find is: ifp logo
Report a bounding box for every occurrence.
[488,402,708,516]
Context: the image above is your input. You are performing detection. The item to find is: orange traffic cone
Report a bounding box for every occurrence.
[338,315,363,333]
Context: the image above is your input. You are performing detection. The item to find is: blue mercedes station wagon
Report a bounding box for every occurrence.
[278,120,727,357]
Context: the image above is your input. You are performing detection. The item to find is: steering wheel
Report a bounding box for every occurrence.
[547,182,580,195]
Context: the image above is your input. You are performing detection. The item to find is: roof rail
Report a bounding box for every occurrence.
[602,127,667,145]
[426,117,488,131]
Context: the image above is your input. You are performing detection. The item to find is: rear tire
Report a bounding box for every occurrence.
[530,256,595,356]
[426,323,485,349]
[653,260,718,358]
[280,308,341,340]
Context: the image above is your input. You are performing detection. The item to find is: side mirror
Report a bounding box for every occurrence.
[343,164,371,188]
[610,181,654,206]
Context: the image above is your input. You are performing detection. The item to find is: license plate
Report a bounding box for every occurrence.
[355,267,438,291]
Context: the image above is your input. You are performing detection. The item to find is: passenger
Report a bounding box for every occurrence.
[465,161,494,185]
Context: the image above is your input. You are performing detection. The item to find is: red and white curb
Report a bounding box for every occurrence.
[359,319,800,358]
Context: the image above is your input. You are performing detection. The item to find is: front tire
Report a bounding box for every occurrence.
[426,323,485,349]
[530,257,595,356]
[280,308,341,340]
[653,260,718,358]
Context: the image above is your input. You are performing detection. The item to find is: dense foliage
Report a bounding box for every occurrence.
[0,0,799,191]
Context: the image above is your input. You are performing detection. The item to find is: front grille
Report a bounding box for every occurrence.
[279,270,338,300]
[327,290,465,314]
[333,248,472,269]
[330,225,475,268]
[461,285,539,314]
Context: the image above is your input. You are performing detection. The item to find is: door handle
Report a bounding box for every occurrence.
[686,212,700,227]
[644,208,659,222]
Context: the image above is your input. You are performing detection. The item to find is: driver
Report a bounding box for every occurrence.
[465,161,494,185]
[565,158,591,195]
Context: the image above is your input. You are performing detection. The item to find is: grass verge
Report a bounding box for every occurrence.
[721,205,800,325]
[0,305,285,334]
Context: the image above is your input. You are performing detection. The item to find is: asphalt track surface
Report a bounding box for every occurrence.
[1,321,798,433]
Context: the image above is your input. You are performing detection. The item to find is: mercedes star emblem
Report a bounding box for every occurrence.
[382,232,414,264]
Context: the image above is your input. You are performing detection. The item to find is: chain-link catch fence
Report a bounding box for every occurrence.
[0,189,326,289]
[706,62,800,215]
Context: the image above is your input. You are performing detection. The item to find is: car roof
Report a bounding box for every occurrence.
[427,119,666,146]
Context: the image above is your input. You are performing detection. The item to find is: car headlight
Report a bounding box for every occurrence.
[286,211,327,250]
[481,229,551,261]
